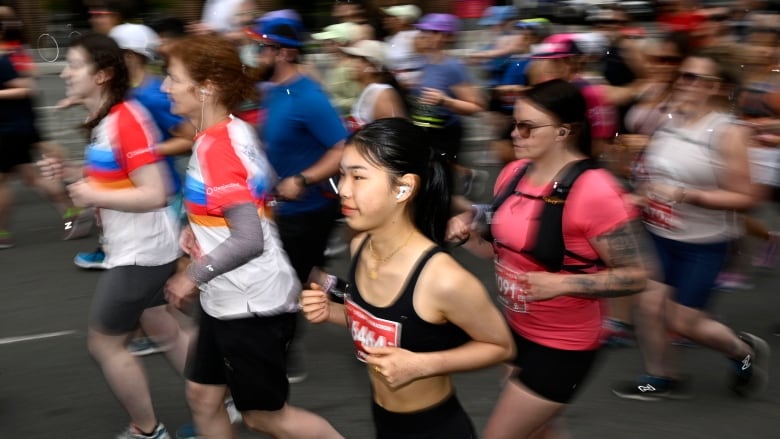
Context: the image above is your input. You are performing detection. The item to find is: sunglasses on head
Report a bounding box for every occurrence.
[513,121,556,138]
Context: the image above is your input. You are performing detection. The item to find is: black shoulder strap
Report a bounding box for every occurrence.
[491,162,531,211]
[523,158,602,273]
[548,158,599,201]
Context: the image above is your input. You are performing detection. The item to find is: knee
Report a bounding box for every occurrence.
[86,330,124,361]
[185,382,225,417]
[242,409,283,436]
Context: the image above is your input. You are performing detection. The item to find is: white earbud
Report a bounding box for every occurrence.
[396,185,411,199]
[200,88,210,96]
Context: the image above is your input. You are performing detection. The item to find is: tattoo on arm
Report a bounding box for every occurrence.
[566,219,649,298]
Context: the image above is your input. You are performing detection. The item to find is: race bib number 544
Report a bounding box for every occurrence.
[345,299,402,362]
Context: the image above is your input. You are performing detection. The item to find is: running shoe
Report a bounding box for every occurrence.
[730,332,771,397]
[753,231,779,269]
[612,375,692,401]
[62,207,94,240]
[0,230,14,249]
[714,272,754,291]
[128,337,169,356]
[116,422,170,439]
[74,248,107,269]
[600,318,636,348]
[174,423,197,439]
[175,399,241,438]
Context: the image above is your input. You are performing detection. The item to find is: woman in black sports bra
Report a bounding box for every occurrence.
[301,118,514,438]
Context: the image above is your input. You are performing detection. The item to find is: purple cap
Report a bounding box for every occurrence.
[415,13,461,33]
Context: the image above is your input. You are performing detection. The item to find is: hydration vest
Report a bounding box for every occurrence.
[489,159,605,273]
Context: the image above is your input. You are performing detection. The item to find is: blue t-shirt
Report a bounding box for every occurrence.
[411,58,471,128]
[500,57,530,87]
[261,75,347,216]
[496,57,531,114]
[131,76,183,141]
[131,75,186,193]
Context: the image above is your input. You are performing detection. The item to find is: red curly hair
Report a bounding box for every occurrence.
[167,34,256,111]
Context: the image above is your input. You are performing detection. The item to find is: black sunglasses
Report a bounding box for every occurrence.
[513,122,555,138]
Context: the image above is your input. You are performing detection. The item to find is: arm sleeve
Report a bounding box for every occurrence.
[188,202,265,283]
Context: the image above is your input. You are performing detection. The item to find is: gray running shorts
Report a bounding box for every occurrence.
[89,261,177,334]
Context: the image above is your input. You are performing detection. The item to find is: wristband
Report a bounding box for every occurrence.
[293,173,310,187]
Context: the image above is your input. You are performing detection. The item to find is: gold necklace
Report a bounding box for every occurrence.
[367,230,414,280]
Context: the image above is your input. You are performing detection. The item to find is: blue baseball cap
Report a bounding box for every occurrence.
[247,16,305,48]
[415,13,461,33]
[478,6,518,26]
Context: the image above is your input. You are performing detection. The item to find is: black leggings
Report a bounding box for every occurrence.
[372,393,475,439]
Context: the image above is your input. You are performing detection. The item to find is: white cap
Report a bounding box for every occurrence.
[312,22,360,44]
[341,40,388,70]
[109,23,160,60]
[383,5,422,23]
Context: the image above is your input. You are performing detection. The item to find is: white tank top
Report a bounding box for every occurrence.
[643,112,740,243]
[350,83,393,128]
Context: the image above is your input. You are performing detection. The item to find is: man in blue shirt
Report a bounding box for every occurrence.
[250,17,347,382]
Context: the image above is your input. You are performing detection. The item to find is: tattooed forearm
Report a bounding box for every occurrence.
[561,219,649,298]
[595,219,652,268]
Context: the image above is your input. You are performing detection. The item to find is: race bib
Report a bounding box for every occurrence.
[644,198,678,231]
[345,299,402,362]
[495,261,529,313]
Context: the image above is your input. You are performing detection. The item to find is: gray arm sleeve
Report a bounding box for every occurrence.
[188,202,265,284]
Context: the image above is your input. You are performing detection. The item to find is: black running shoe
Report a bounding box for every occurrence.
[612,375,692,401]
[730,332,770,397]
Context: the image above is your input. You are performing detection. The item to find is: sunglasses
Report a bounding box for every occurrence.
[678,71,720,84]
[256,42,280,52]
[513,122,555,138]
[649,55,682,65]
[709,14,729,22]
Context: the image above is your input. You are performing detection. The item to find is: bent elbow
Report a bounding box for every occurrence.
[502,340,516,362]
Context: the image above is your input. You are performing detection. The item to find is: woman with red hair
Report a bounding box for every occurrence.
[162,34,343,439]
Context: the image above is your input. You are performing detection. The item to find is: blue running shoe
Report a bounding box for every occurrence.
[74,248,107,269]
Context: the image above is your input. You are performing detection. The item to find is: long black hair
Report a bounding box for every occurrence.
[349,118,451,245]
[523,78,592,157]
[69,33,129,130]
